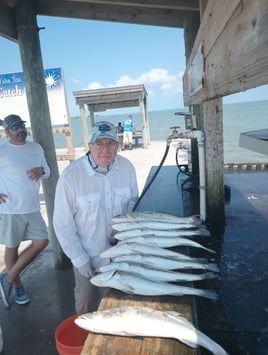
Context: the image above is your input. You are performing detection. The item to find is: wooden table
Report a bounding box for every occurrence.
[81,166,199,354]
[81,290,199,354]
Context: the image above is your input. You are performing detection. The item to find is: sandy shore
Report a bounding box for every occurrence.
[0,140,178,272]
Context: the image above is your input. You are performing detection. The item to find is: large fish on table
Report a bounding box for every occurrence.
[112,221,203,232]
[100,242,207,262]
[112,211,202,225]
[118,235,215,253]
[100,262,218,283]
[75,306,228,355]
[112,254,220,273]
[114,227,210,239]
[90,270,218,300]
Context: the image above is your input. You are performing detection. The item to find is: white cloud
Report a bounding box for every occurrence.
[87,82,103,90]
[86,68,183,98]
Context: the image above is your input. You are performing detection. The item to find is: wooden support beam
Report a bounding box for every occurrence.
[0,2,17,41]
[203,98,225,235]
[183,0,268,105]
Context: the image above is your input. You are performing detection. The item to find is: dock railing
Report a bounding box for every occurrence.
[224,162,268,171]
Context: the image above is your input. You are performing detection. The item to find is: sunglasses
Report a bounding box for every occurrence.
[9,122,26,131]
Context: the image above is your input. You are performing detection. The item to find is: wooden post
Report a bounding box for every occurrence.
[89,105,95,127]
[61,69,75,159]
[139,98,148,148]
[183,13,200,67]
[79,103,89,150]
[14,1,70,269]
[183,14,201,175]
[144,97,150,144]
[203,98,225,235]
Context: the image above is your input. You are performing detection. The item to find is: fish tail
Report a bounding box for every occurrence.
[207,264,220,273]
[198,289,218,301]
[196,329,229,355]
[202,245,216,253]
[199,228,211,237]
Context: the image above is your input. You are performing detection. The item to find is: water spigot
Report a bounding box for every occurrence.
[168,126,182,140]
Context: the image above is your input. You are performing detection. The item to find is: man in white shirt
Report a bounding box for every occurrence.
[53,121,138,313]
[0,114,50,308]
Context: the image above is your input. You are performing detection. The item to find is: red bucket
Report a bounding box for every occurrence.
[55,315,88,355]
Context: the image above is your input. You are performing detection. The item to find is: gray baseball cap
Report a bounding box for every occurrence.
[3,114,26,129]
[89,121,119,143]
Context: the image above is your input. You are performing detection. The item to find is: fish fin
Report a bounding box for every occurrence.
[163,311,197,329]
[121,284,136,294]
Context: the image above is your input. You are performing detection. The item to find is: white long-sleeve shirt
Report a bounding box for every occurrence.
[53,154,138,270]
[0,140,50,214]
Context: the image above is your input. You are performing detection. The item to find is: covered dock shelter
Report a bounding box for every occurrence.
[239,128,268,156]
[1,1,268,354]
[73,84,150,149]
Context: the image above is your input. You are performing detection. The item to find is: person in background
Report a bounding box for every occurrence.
[122,115,136,150]
[53,121,138,314]
[0,114,50,308]
[116,122,124,151]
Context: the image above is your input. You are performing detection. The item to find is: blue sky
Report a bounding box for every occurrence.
[1,16,267,116]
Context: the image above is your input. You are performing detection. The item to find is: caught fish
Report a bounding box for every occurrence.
[112,211,202,225]
[112,254,220,273]
[100,242,206,262]
[112,221,202,232]
[100,262,218,283]
[90,270,218,300]
[75,306,228,355]
[114,227,210,239]
[118,235,215,253]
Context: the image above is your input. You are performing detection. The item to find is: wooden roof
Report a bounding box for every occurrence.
[0,0,200,42]
[73,84,147,112]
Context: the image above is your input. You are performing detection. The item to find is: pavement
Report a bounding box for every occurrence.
[0,141,268,354]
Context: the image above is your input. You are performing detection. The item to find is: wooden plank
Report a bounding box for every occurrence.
[81,289,198,355]
[66,0,200,12]
[36,1,198,28]
[183,0,268,105]
[0,2,18,41]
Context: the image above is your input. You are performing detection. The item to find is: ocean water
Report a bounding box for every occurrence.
[1,100,267,163]
[66,100,268,163]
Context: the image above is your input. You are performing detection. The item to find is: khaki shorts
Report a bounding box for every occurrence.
[73,266,104,314]
[0,212,48,248]
[123,131,133,144]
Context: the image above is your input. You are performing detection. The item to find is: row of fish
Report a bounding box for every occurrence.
[86,212,227,354]
[91,211,219,300]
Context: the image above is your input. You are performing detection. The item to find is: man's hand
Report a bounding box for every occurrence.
[78,261,94,278]
[0,193,8,204]
[26,167,44,181]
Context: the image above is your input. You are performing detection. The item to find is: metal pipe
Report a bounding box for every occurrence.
[197,131,206,222]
